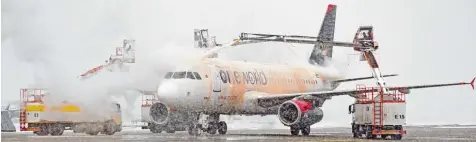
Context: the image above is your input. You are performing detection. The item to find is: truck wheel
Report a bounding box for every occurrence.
[87,131,99,135]
[35,124,49,136]
[365,132,375,139]
[104,130,115,135]
[86,124,100,135]
[392,134,402,140]
[50,123,64,136]
[365,126,376,139]
[73,126,79,133]
[116,125,122,132]
[188,125,193,135]
[352,124,360,138]
[104,121,116,135]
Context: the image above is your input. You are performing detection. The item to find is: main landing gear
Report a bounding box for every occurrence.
[188,113,227,136]
[290,125,311,136]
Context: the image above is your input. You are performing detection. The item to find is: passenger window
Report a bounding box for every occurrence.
[173,72,186,79]
[164,72,173,79]
[186,72,196,79]
[193,72,202,80]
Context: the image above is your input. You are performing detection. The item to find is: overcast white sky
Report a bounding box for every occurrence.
[2,0,475,126]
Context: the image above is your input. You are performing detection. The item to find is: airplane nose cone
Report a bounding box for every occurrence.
[157,81,181,105]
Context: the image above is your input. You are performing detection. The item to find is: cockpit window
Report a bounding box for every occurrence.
[186,72,196,79]
[193,72,202,80]
[164,72,173,79]
[172,72,186,79]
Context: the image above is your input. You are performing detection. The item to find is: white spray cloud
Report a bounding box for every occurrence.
[1,0,222,121]
[4,0,474,127]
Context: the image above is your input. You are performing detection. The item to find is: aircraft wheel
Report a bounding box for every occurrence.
[290,126,299,136]
[149,123,162,133]
[188,124,202,136]
[301,125,311,136]
[217,121,227,135]
[150,127,162,133]
[166,128,176,133]
[207,123,217,134]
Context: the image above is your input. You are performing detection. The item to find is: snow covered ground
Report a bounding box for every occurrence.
[10,120,476,133]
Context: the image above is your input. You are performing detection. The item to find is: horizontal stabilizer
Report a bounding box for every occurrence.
[334,74,398,83]
[471,77,475,90]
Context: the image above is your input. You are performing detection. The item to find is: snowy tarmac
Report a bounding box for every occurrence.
[2,126,476,142]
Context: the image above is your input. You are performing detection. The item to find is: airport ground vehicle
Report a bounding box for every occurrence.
[349,85,406,140]
[19,88,122,136]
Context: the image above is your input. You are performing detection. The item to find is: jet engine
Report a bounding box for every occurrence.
[149,102,171,125]
[277,100,324,127]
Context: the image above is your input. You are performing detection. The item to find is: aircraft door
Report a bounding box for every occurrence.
[209,65,222,93]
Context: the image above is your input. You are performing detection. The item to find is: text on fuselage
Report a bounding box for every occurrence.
[218,69,268,85]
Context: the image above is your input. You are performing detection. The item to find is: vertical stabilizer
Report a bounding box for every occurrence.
[309,4,337,66]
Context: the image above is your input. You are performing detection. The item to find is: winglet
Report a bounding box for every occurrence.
[471,77,475,90]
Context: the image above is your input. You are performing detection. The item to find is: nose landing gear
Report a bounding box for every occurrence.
[187,113,228,136]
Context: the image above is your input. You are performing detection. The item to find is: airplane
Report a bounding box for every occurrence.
[147,4,475,136]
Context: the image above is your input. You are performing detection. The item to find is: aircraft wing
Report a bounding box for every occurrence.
[334,74,398,83]
[256,78,475,108]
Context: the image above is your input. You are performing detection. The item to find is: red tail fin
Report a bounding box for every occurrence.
[309,4,337,66]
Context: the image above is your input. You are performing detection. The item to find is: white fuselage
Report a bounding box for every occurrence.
[156,58,344,115]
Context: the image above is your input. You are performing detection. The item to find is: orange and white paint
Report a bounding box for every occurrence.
[156,58,344,115]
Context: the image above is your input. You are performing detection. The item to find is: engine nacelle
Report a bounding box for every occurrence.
[277,100,324,127]
[149,102,171,125]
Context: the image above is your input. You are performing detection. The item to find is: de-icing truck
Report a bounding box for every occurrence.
[349,85,407,140]
[19,88,122,136]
